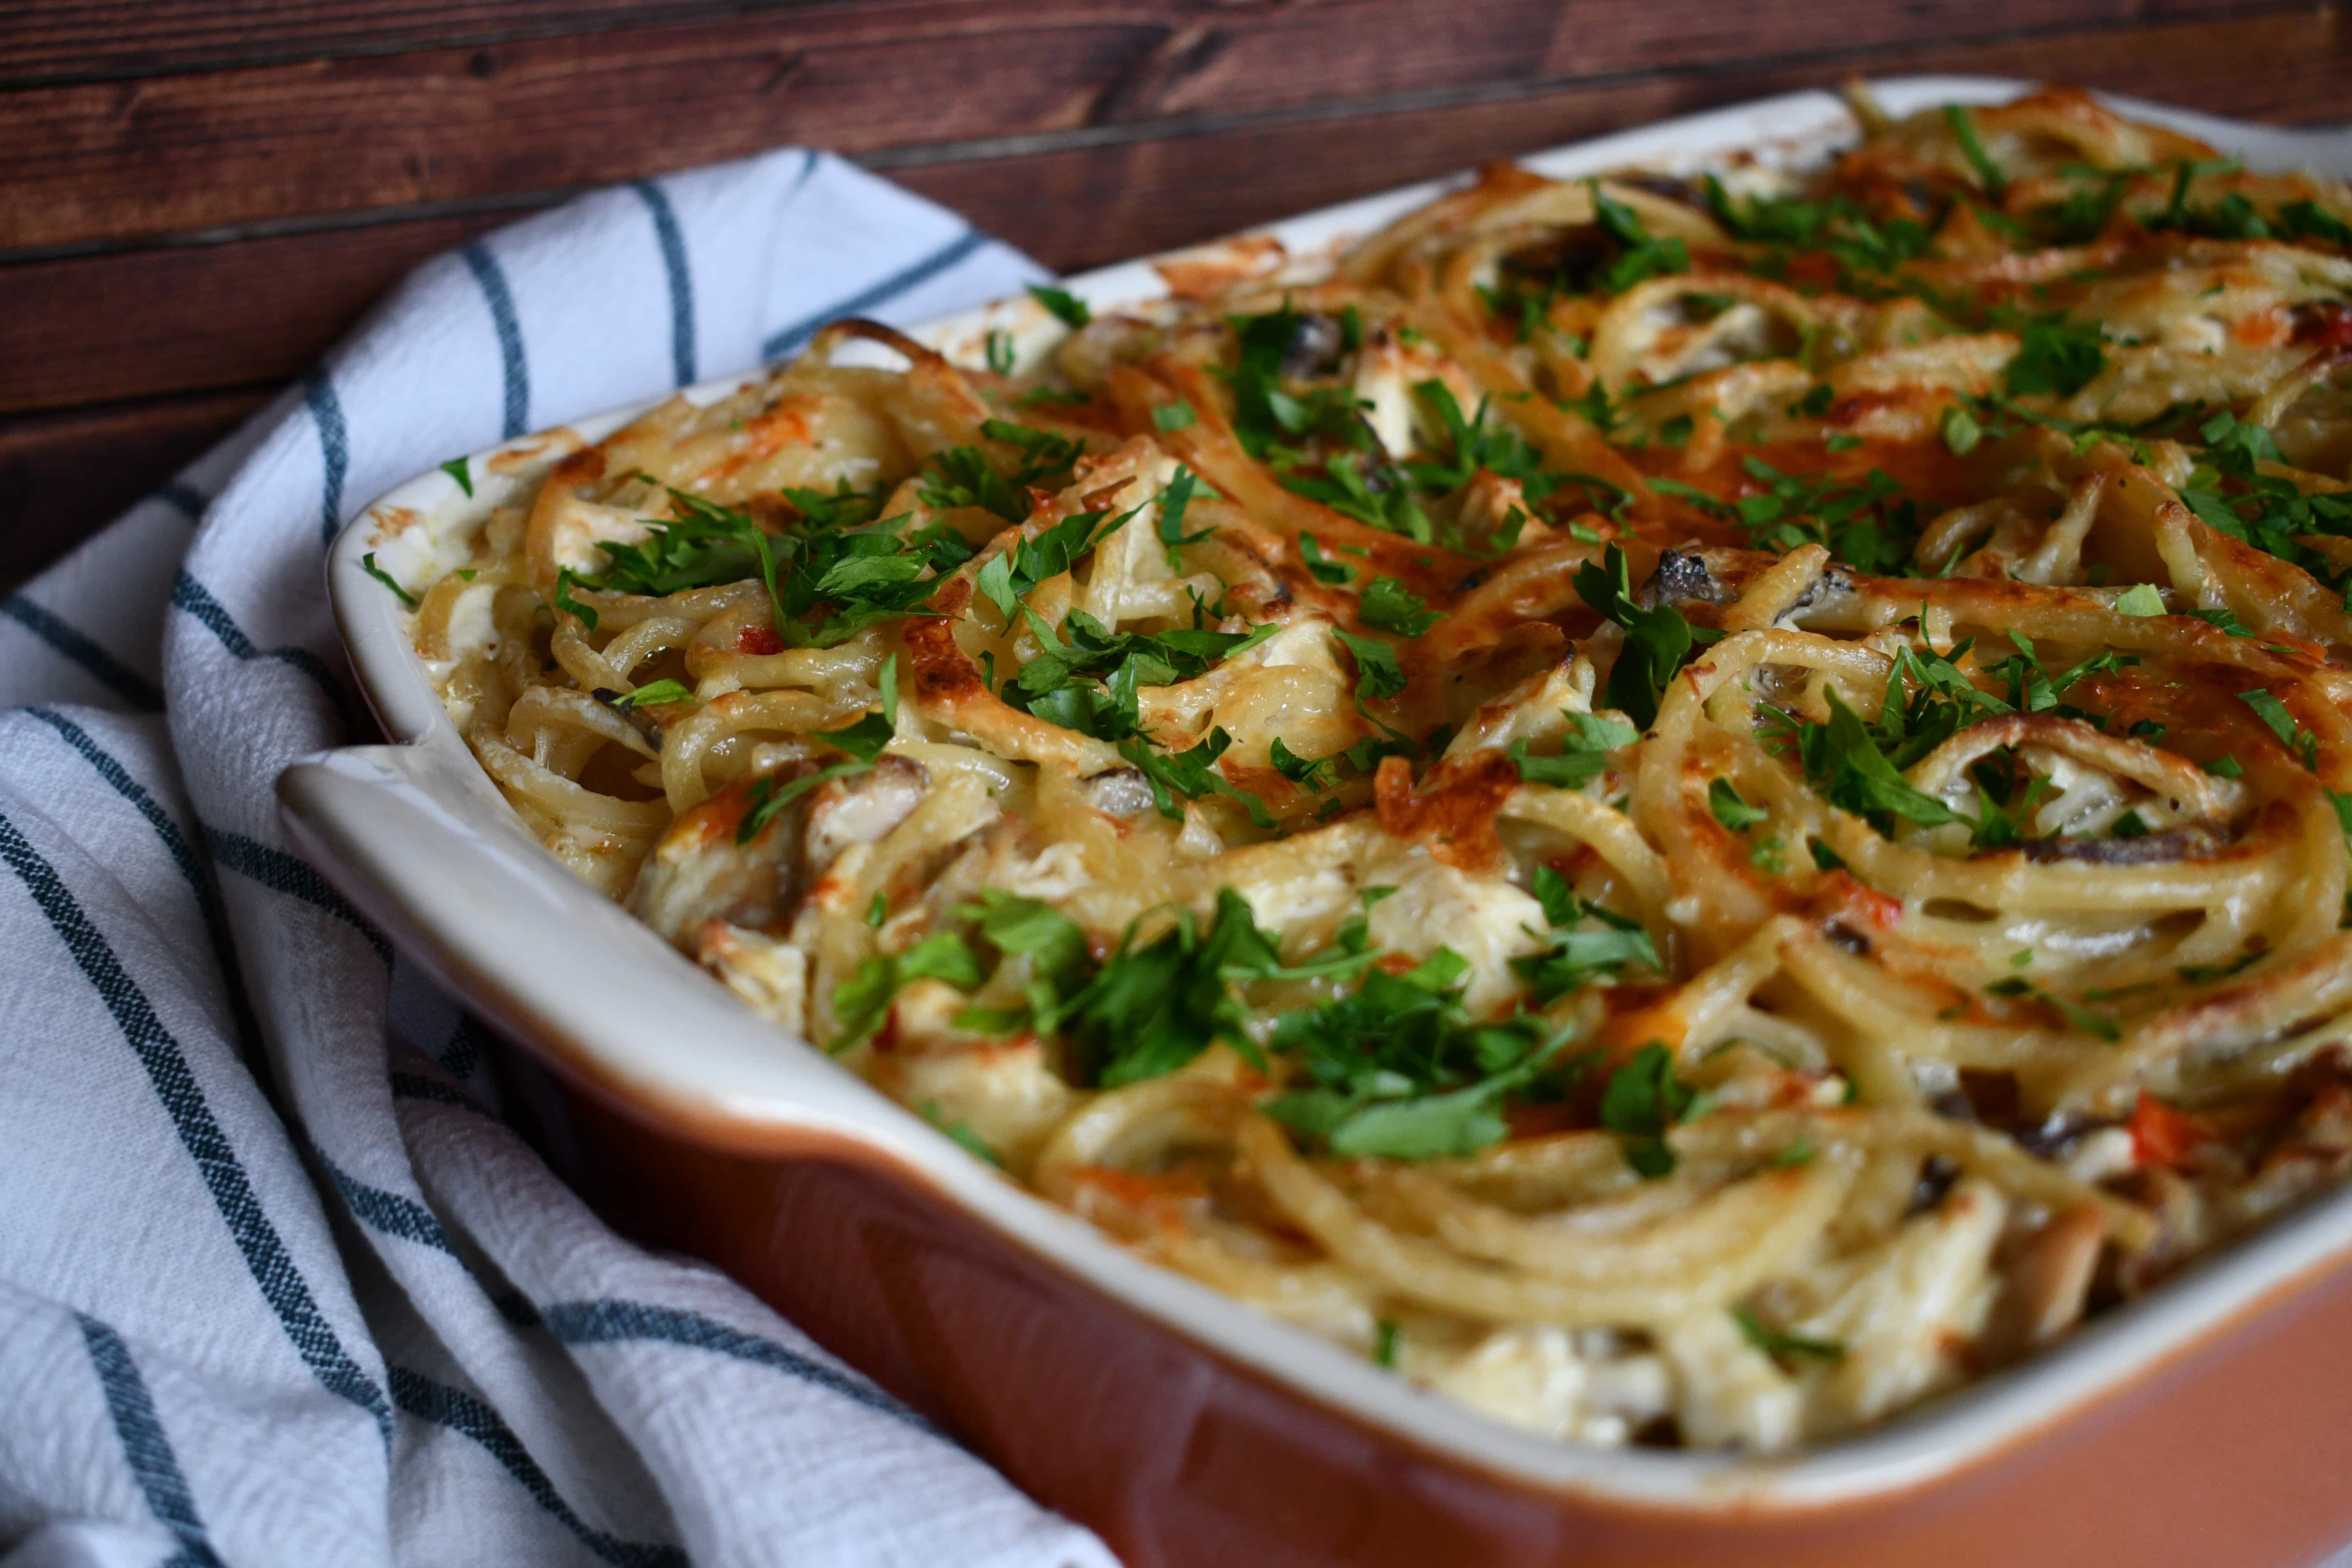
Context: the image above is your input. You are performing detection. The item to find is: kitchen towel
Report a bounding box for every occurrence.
[0,147,1121,1568]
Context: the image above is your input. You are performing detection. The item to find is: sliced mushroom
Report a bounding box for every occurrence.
[1981,1205,2105,1365]
[804,754,931,876]
[1079,768,1159,818]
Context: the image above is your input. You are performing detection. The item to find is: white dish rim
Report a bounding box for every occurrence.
[291,74,2352,1511]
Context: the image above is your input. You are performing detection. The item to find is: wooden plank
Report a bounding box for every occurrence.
[1,1,779,84]
[3,8,2343,418]
[0,0,2314,253]
[894,11,2352,271]
[0,387,269,592]
[0,215,505,414]
[2,0,2280,86]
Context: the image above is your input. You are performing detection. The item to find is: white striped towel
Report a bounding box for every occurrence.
[0,148,1121,1568]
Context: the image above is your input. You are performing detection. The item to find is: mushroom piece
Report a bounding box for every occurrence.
[803,754,931,876]
[1980,1204,2105,1366]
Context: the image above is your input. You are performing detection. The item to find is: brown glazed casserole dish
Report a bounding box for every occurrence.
[286,77,2352,1567]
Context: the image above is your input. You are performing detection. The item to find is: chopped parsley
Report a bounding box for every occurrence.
[2239,688,2318,771]
[1005,605,1273,743]
[1598,1042,1704,1177]
[1574,544,1724,729]
[1733,1307,1845,1366]
[1985,975,2120,1041]
[830,931,986,1051]
[360,553,417,609]
[1709,777,1769,831]
[1028,284,1092,329]
[1942,104,2007,199]
[735,655,901,843]
[2003,318,2107,398]
[608,678,691,709]
[1330,627,1407,702]
[439,457,474,497]
[1116,729,1274,828]
[1511,865,1659,1004]
[918,1101,1002,1167]
[1263,947,1581,1160]
[1941,404,1982,455]
[1300,531,1356,585]
[1587,181,1690,294]
[1357,576,1443,636]
[1508,711,1639,788]
[2173,412,2352,589]
[1667,457,1920,574]
[566,485,964,650]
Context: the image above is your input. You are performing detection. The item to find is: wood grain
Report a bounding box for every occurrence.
[0,215,507,414]
[896,10,2352,271]
[1,1,798,83]
[0,0,2313,253]
[3,7,2341,419]
[2,0,2284,86]
[0,388,270,592]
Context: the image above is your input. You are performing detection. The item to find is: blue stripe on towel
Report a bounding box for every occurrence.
[0,596,164,711]
[302,367,349,547]
[203,826,392,966]
[387,1367,687,1568]
[77,1313,227,1568]
[633,180,696,387]
[760,229,987,362]
[463,240,532,439]
[168,570,356,732]
[542,1298,936,1434]
[0,812,395,1443]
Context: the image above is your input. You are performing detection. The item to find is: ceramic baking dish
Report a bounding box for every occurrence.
[283,76,2352,1568]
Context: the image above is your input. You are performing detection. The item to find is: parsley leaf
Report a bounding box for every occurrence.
[2239,688,2319,770]
[1028,284,1092,328]
[1574,545,1724,729]
[1587,181,1690,294]
[1155,466,1215,567]
[1116,729,1274,827]
[1733,1307,1845,1366]
[1598,1043,1704,1177]
[1331,628,1407,702]
[1263,952,1579,1159]
[1709,777,1768,830]
[2004,318,2106,398]
[1764,684,1964,836]
[1512,866,1658,1004]
[829,931,985,1052]
[1508,711,1639,788]
[1358,576,1443,636]
[1300,531,1356,585]
[976,502,1142,620]
[360,553,418,609]
[439,457,474,497]
[1065,889,1278,1086]
[609,679,692,709]
[1943,104,2007,199]
[553,567,599,630]
[1282,452,1435,542]
[1402,380,1560,501]
[1270,736,1337,792]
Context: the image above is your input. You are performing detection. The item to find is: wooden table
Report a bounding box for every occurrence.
[2,0,2346,591]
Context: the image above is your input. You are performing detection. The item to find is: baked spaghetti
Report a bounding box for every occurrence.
[391,84,2352,1450]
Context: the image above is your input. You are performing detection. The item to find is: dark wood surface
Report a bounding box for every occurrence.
[2,0,2345,590]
